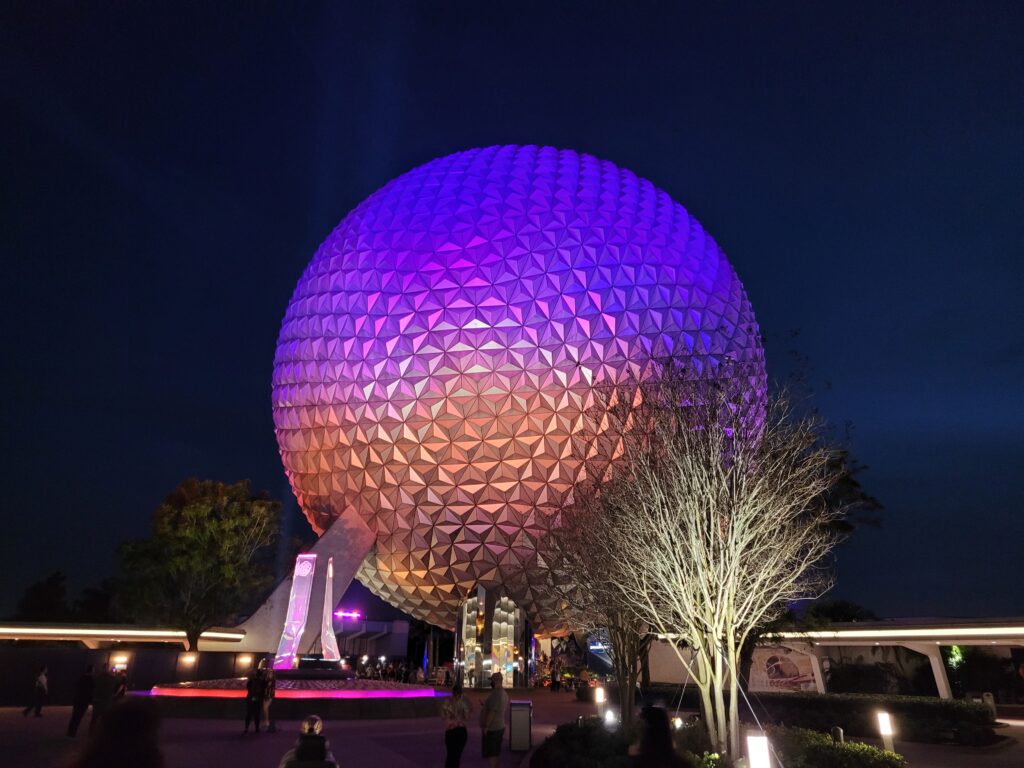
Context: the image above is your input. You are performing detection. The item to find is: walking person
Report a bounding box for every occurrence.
[23,664,48,717]
[479,672,508,768]
[114,669,128,698]
[91,665,117,733]
[242,665,265,734]
[440,682,471,768]
[67,664,96,737]
[262,668,277,733]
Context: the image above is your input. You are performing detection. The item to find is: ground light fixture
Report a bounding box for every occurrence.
[746,732,771,768]
[603,709,617,727]
[877,711,895,751]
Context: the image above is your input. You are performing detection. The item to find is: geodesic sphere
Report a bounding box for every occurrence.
[272,145,766,632]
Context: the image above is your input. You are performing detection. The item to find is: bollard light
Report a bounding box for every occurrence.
[595,687,606,704]
[877,711,893,735]
[604,709,617,726]
[747,732,771,768]
[877,711,894,751]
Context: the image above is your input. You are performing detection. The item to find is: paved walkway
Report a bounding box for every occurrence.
[3,697,1022,767]
[1,690,592,768]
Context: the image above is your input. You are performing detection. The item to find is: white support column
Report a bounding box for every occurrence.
[221,508,375,653]
[274,553,317,668]
[902,643,952,699]
[319,557,342,661]
[781,642,827,694]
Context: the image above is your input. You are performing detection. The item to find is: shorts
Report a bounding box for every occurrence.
[482,729,504,757]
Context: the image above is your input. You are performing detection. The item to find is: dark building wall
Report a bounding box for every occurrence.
[0,646,252,706]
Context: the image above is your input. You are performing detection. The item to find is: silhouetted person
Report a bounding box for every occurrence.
[71,696,163,768]
[91,666,117,732]
[479,672,508,768]
[243,666,265,733]
[262,668,277,733]
[114,669,128,698]
[67,665,95,737]
[23,664,47,717]
[633,705,688,768]
[441,682,471,768]
[278,715,337,768]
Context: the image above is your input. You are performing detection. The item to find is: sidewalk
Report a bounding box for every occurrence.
[1,689,593,768]
[3,698,1020,767]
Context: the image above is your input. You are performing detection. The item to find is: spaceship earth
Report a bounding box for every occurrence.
[272,145,766,631]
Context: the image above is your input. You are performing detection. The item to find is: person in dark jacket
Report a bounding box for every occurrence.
[262,668,277,733]
[278,715,336,768]
[114,669,128,698]
[243,667,266,734]
[633,705,689,768]
[91,666,118,732]
[67,665,96,737]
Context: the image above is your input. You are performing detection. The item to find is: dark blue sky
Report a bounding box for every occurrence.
[2,2,1021,620]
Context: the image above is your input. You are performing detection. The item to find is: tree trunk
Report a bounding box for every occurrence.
[696,653,719,752]
[698,682,717,751]
[727,637,741,757]
[640,640,651,690]
[186,628,201,652]
[712,648,729,754]
[610,625,638,726]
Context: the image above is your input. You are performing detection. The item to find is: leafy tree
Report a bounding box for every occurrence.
[114,479,281,649]
[14,570,72,621]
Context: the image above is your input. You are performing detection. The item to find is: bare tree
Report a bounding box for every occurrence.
[543,483,652,725]
[597,365,843,756]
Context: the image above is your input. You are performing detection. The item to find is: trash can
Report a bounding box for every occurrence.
[509,700,533,752]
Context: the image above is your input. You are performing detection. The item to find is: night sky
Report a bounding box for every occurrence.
[2,2,1021,620]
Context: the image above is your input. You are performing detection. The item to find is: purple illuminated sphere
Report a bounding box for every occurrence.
[273,146,766,630]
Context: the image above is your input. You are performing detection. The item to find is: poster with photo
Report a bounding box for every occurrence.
[748,647,817,693]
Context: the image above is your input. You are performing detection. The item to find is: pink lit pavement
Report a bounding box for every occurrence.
[2,693,1022,767]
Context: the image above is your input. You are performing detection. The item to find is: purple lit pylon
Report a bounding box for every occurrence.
[273,554,316,669]
[320,557,341,662]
